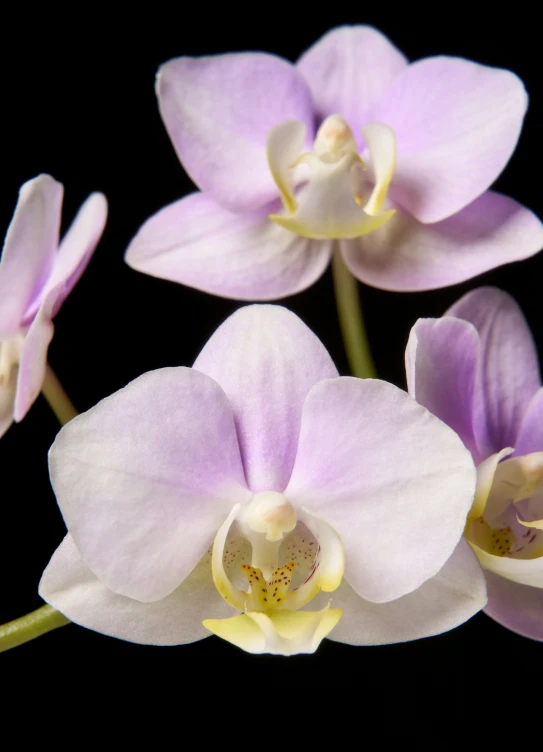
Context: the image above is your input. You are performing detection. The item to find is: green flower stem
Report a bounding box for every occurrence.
[0,605,70,653]
[331,247,377,379]
[41,363,78,425]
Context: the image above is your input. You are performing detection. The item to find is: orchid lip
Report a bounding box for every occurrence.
[266,114,397,240]
[205,493,345,654]
[467,452,543,561]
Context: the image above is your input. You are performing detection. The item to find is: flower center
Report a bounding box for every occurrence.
[266,114,397,240]
[203,499,345,655]
[468,452,543,559]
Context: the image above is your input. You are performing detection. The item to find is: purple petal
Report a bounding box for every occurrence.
[296,25,407,142]
[286,378,476,603]
[376,57,528,222]
[0,175,62,336]
[14,303,54,422]
[156,53,314,213]
[45,192,107,319]
[40,535,234,646]
[515,387,543,456]
[406,317,482,462]
[447,287,540,454]
[340,191,543,291]
[125,193,332,301]
[49,367,250,603]
[194,306,338,492]
[324,539,486,645]
[484,570,543,642]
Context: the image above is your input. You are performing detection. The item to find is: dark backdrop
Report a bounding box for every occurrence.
[2,9,542,726]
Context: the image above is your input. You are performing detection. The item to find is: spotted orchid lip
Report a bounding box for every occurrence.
[467,450,543,583]
[205,496,345,654]
[267,115,396,240]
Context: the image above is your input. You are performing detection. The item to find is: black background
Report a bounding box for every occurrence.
[1,8,542,727]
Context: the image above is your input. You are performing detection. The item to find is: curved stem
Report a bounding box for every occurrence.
[0,605,70,653]
[331,248,377,379]
[41,363,78,425]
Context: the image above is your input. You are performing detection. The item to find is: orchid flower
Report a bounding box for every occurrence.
[125,25,543,300]
[40,305,484,655]
[407,287,543,641]
[0,175,107,438]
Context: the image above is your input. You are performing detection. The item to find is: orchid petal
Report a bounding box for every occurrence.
[406,316,481,461]
[340,191,543,291]
[447,287,541,454]
[125,193,332,301]
[517,516,543,531]
[203,603,342,655]
[377,56,528,222]
[296,25,407,142]
[43,192,107,319]
[484,571,543,642]
[194,306,338,492]
[267,120,306,213]
[285,509,345,610]
[286,377,476,603]
[469,540,543,588]
[0,175,62,336]
[49,367,250,603]
[211,504,246,611]
[470,448,514,520]
[13,303,54,422]
[39,535,233,646]
[515,387,543,456]
[361,122,396,216]
[156,53,314,213]
[321,539,486,645]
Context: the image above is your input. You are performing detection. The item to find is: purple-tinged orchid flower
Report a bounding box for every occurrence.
[125,25,543,300]
[407,287,543,641]
[40,305,484,655]
[0,175,107,438]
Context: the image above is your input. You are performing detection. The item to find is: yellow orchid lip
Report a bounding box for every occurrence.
[467,450,543,566]
[266,115,397,240]
[205,496,345,655]
[203,603,343,656]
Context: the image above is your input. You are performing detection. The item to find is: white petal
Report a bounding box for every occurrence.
[321,539,487,645]
[39,535,234,646]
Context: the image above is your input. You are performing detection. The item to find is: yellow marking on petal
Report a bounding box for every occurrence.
[269,207,395,240]
[267,120,306,214]
[362,123,396,217]
[203,604,342,655]
[242,562,295,611]
[468,517,514,557]
[202,613,265,654]
[516,516,543,531]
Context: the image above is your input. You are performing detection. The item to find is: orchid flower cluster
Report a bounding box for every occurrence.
[2,25,543,656]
